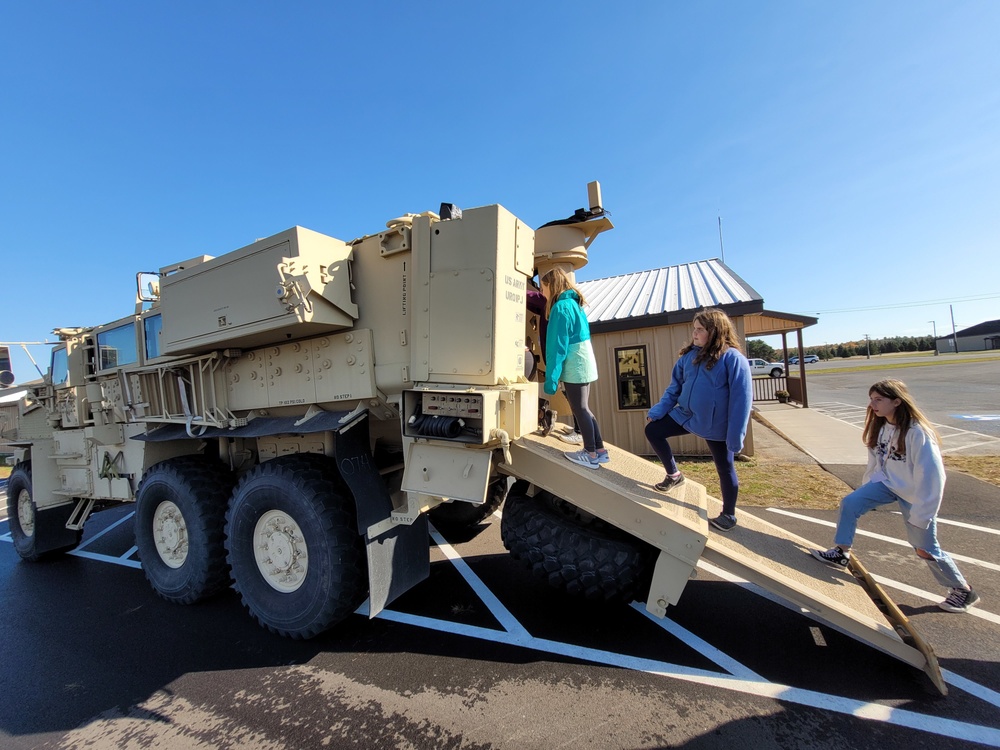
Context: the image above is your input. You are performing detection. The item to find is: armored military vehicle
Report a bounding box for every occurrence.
[1,185,947,694]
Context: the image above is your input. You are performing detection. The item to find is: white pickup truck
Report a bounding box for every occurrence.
[747,358,785,377]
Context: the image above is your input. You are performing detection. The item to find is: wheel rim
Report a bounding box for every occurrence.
[253,510,308,593]
[16,488,34,538]
[153,500,188,569]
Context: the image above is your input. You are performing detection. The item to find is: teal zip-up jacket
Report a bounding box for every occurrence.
[544,290,598,395]
[647,347,753,454]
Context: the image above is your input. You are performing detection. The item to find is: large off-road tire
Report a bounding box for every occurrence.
[429,474,508,533]
[500,481,657,603]
[225,454,367,639]
[134,456,235,604]
[6,462,82,561]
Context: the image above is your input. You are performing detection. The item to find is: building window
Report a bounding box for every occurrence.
[615,345,650,410]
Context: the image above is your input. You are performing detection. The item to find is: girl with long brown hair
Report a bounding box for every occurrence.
[811,379,980,613]
[540,267,606,469]
[644,308,753,531]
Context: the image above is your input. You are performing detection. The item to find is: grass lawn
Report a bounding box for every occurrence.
[676,455,851,511]
[675,452,1000,512]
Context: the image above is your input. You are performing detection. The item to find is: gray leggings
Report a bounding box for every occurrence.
[563,382,604,453]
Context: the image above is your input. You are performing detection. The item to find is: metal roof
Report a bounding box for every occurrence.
[577,259,763,326]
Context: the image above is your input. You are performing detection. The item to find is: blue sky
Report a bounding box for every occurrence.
[2,2,998,381]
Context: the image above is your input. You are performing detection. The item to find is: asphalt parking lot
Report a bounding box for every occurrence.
[2,452,999,749]
[2,356,999,748]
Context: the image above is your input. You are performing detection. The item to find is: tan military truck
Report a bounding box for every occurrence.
[6,184,687,636]
[2,185,946,693]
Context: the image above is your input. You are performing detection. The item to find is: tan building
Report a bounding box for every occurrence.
[572,260,816,458]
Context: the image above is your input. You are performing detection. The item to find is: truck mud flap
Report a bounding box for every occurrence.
[33,502,82,555]
[506,433,944,694]
[335,412,430,617]
[364,515,430,618]
[334,413,395,534]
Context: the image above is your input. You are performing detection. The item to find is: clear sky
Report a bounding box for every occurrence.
[2,2,998,381]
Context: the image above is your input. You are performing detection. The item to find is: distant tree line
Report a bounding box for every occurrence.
[747,335,938,362]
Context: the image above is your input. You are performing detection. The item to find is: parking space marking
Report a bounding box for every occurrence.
[810,401,1000,454]
[767,508,1000,574]
[4,515,1000,744]
[889,510,1000,536]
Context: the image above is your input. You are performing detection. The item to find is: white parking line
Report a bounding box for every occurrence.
[810,402,1000,453]
[767,508,1000,573]
[4,515,1000,743]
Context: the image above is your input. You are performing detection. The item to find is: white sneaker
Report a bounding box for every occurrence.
[557,431,583,445]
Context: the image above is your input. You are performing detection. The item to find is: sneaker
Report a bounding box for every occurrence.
[811,546,850,569]
[595,449,610,464]
[939,587,981,613]
[710,514,737,532]
[564,450,600,469]
[539,408,555,437]
[556,431,583,445]
[653,473,685,492]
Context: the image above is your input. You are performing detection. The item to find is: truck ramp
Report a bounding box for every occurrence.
[505,433,944,694]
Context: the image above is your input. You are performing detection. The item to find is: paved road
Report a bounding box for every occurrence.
[802,356,1000,440]
[1,355,998,748]
[2,488,999,748]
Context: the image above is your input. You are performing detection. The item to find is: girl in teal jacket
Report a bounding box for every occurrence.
[645,308,753,531]
[541,267,606,469]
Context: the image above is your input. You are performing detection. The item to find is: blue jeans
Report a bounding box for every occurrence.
[644,414,738,516]
[835,481,968,589]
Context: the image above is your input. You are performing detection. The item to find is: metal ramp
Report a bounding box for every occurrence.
[503,432,945,695]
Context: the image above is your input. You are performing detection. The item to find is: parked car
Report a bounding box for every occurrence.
[747,358,785,377]
[789,354,820,365]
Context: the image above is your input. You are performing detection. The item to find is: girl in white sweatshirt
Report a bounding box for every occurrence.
[811,378,980,613]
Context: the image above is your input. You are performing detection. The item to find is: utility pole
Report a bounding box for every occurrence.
[928,320,938,355]
[717,216,726,264]
[864,334,871,359]
[950,304,959,353]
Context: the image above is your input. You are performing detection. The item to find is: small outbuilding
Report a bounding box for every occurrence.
[569,259,817,458]
[934,319,1000,353]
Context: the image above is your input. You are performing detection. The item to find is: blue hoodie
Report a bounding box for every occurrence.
[544,290,598,395]
[647,347,753,454]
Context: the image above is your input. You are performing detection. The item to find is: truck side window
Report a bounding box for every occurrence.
[51,348,69,386]
[144,314,163,359]
[97,323,138,371]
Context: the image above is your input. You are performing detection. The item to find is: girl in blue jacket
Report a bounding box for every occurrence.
[645,308,753,531]
[541,267,607,469]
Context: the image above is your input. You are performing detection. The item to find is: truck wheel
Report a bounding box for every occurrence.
[500,481,656,603]
[770,368,783,378]
[6,462,82,561]
[135,456,235,604]
[225,454,367,639]
[428,475,508,533]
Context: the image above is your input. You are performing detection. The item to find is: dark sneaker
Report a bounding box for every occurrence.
[564,450,600,469]
[710,514,737,532]
[939,587,981,613]
[654,473,685,492]
[539,408,555,437]
[811,547,850,568]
